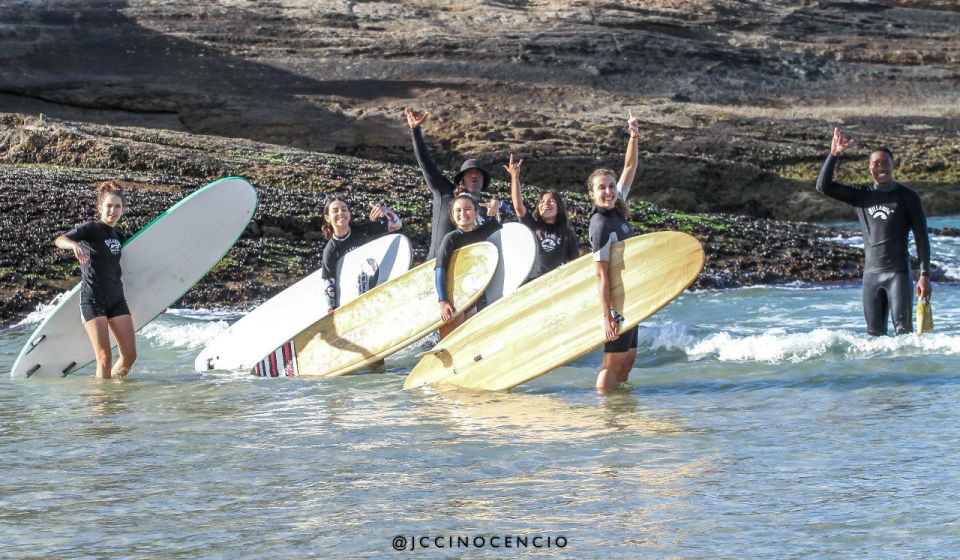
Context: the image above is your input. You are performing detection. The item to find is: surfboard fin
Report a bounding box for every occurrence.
[25,364,40,378]
[61,362,77,377]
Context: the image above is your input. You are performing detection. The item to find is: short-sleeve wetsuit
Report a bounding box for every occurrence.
[816,154,931,335]
[321,219,390,310]
[434,219,502,310]
[588,185,638,353]
[519,212,579,279]
[64,221,128,323]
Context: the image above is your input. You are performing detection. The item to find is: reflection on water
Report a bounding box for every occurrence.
[3,282,960,557]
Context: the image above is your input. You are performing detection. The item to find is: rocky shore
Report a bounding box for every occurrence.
[1,113,949,327]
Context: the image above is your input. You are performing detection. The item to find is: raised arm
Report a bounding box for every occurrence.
[406,108,453,195]
[504,154,526,219]
[816,128,861,204]
[368,203,403,233]
[617,111,641,198]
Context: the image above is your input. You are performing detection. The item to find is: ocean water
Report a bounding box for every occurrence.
[2,219,960,558]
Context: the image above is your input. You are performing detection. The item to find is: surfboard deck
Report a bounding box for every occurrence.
[253,241,499,378]
[484,222,536,304]
[404,231,705,391]
[194,233,412,371]
[11,177,258,378]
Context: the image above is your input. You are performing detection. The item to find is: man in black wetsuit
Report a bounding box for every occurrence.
[405,107,509,259]
[816,127,932,335]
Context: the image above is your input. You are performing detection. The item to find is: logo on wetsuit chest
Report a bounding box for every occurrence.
[540,233,559,253]
[104,238,121,255]
[868,205,894,220]
[620,223,631,234]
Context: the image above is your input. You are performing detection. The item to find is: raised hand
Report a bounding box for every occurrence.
[627,109,640,136]
[405,107,429,129]
[368,203,386,221]
[831,127,855,156]
[502,153,523,178]
[480,199,500,217]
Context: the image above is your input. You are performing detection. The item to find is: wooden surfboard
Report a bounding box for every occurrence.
[404,231,705,391]
[195,233,412,371]
[252,241,499,378]
[11,177,257,378]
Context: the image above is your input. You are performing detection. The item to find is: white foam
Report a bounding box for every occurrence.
[685,327,960,363]
[15,291,69,326]
[139,319,231,349]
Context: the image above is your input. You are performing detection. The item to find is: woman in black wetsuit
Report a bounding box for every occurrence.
[505,154,579,280]
[588,114,641,392]
[54,181,136,379]
[320,197,402,313]
[435,192,502,339]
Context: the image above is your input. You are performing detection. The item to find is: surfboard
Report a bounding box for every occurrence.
[252,242,499,378]
[484,222,536,304]
[194,233,411,371]
[10,177,258,378]
[404,231,704,391]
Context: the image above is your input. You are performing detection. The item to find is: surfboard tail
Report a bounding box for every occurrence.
[253,341,299,377]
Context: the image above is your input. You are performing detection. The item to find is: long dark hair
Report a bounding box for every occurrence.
[321,196,349,240]
[587,168,628,218]
[531,190,573,244]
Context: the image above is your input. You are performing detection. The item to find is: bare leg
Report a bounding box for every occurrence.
[83,317,113,379]
[108,314,137,378]
[596,351,637,393]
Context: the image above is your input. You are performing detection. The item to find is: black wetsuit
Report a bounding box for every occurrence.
[588,196,638,353]
[411,126,510,259]
[64,221,128,322]
[519,212,579,279]
[434,219,502,308]
[321,219,390,310]
[816,154,931,335]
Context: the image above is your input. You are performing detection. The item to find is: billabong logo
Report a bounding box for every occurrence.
[868,205,894,220]
[540,233,559,253]
[621,223,630,234]
[104,238,121,255]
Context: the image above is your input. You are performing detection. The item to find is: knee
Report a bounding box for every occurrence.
[94,349,113,368]
[120,348,138,365]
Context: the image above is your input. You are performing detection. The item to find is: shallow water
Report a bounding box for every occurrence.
[3,221,959,558]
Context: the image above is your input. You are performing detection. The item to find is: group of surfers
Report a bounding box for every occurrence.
[54,111,933,390]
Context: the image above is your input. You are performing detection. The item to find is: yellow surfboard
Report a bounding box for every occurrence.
[253,242,499,378]
[404,232,705,391]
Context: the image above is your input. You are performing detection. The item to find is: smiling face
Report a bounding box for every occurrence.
[98,193,124,226]
[869,150,895,187]
[324,199,351,233]
[459,169,485,196]
[589,173,618,209]
[537,192,558,223]
[451,196,477,231]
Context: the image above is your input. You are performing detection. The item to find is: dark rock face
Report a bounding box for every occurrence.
[1,1,958,223]
[2,114,948,327]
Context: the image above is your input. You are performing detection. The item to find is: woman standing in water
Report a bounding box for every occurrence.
[320,197,402,313]
[505,154,579,280]
[588,113,641,392]
[435,192,502,339]
[54,181,136,379]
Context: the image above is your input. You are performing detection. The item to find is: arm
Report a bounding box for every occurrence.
[321,242,338,312]
[907,190,932,298]
[407,109,454,196]
[368,204,402,233]
[595,261,619,341]
[816,128,861,204]
[435,268,455,322]
[505,154,526,219]
[617,112,641,199]
[55,225,92,265]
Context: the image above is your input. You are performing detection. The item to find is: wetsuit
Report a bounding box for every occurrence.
[589,185,638,353]
[321,219,390,310]
[519,212,579,279]
[410,126,511,259]
[816,154,931,335]
[64,221,128,323]
[435,219,502,310]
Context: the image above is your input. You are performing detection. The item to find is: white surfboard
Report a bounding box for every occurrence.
[195,233,412,371]
[11,177,258,378]
[484,222,537,305]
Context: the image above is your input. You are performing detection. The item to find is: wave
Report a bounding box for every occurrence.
[15,291,70,326]
[638,323,960,364]
[138,318,231,350]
